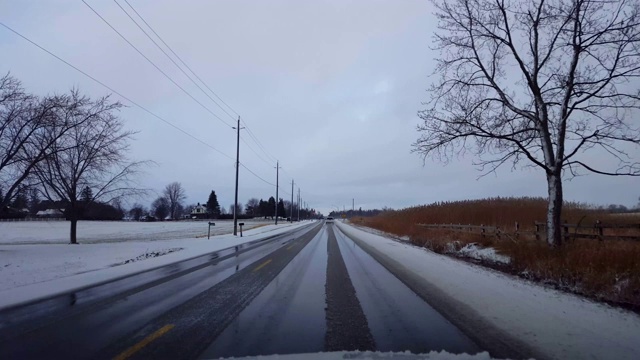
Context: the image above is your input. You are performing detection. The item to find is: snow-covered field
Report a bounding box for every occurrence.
[0,221,314,308]
[0,219,271,244]
[336,221,640,360]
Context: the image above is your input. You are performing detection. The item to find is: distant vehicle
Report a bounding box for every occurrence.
[326,217,334,223]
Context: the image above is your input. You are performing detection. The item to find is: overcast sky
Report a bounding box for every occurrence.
[1,0,638,215]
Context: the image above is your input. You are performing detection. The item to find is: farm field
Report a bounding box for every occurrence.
[0,219,272,245]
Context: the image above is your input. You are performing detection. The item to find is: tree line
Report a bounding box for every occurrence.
[129,183,317,221]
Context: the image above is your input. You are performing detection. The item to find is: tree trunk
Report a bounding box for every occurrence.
[69,217,78,244]
[546,171,563,247]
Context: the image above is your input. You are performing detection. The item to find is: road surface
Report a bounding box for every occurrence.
[0,221,484,359]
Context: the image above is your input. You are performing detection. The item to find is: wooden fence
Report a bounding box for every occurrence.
[0,217,65,222]
[417,221,640,242]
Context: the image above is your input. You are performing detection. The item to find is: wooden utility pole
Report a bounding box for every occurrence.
[290,179,294,223]
[232,117,243,236]
[275,161,280,225]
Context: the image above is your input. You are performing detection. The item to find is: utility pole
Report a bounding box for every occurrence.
[290,179,294,223]
[232,117,244,236]
[275,161,280,225]
[352,198,354,213]
[297,188,300,221]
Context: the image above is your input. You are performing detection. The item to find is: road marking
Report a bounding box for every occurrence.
[253,259,272,272]
[286,244,295,250]
[113,324,174,360]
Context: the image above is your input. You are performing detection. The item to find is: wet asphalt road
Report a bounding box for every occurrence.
[0,221,482,359]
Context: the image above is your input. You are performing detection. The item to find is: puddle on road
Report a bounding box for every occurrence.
[334,226,481,355]
[199,226,328,359]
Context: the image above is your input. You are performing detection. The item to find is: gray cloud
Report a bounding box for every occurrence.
[1,0,638,215]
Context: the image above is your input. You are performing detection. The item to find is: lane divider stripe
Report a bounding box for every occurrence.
[113,324,175,360]
[253,259,272,272]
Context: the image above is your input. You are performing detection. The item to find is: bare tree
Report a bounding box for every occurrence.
[163,182,186,220]
[152,196,169,220]
[129,203,146,221]
[245,198,260,216]
[414,0,640,246]
[229,203,243,216]
[0,74,81,213]
[34,92,146,244]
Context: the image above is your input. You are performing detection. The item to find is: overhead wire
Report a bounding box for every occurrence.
[113,0,236,122]
[120,0,280,166]
[81,0,234,129]
[240,136,274,167]
[0,21,232,161]
[123,0,239,118]
[86,0,291,189]
[0,21,282,189]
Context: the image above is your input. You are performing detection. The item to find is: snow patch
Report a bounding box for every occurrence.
[113,247,183,266]
[216,350,499,360]
[455,243,510,264]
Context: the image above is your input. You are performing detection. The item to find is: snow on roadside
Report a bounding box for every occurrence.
[455,243,510,264]
[0,221,314,309]
[218,350,498,359]
[346,221,411,242]
[114,247,183,265]
[336,221,640,360]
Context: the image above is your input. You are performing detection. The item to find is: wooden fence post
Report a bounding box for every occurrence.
[595,220,603,241]
[535,222,540,241]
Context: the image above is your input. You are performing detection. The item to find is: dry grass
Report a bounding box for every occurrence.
[351,197,640,310]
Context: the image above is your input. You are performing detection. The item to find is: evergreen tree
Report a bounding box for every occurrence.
[206,190,221,218]
[81,186,93,203]
[11,186,28,209]
[277,198,287,218]
[267,196,276,218]
[258,199,268,218]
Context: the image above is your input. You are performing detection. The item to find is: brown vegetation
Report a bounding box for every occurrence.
[350,197,640,310]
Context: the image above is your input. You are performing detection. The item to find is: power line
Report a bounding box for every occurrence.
[240,136,274,167]
[0,21,232,161]
[120,0,280,166]
[113,0,236,122]
[123,0,239,118]
[0,21,281,189]
[239,163,276,187]
[242,121,279,163]
[82,0,234,129]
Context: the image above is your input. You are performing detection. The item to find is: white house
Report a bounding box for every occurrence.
[190,203,208,219]
[36,209,64,218]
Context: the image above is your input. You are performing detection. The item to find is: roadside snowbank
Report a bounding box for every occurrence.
[0,221,314,309]
[217,350,498,359]
[336,221,640,360]
[454,243,510,264]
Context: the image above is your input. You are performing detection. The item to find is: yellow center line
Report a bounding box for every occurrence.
[113,324,174,360]
[286,244,295,250]
[253,259,272,272]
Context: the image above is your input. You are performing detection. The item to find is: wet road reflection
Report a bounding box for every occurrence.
[200,226,329,358]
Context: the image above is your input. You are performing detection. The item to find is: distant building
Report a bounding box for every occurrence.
[36,209,64,218]
[190,203,208,219]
